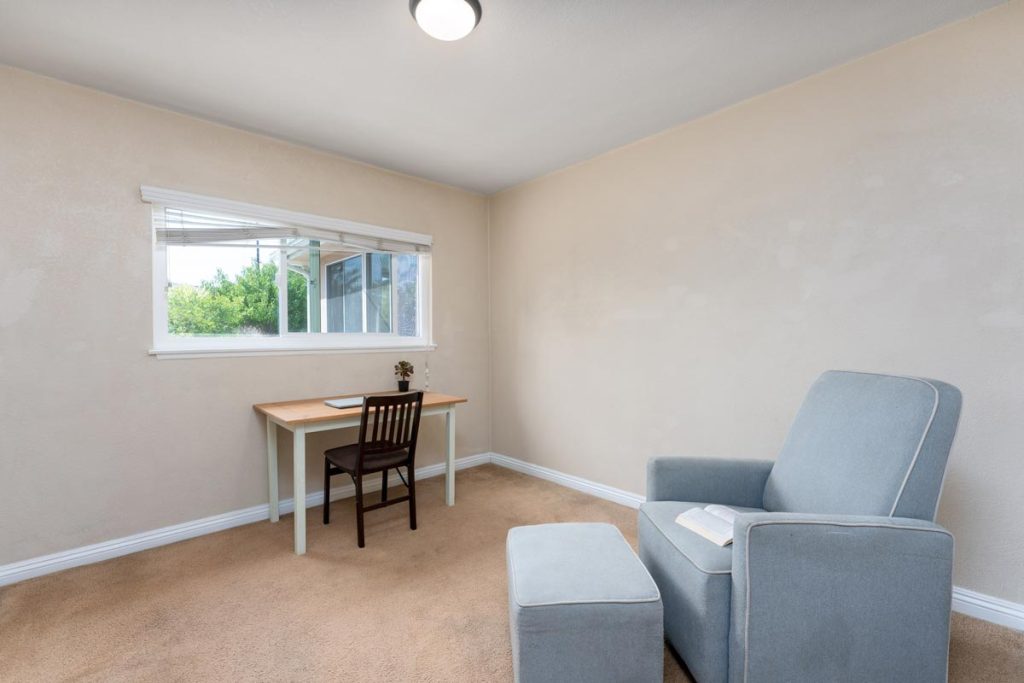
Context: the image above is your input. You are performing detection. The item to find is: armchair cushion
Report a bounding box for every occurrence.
[639,502,763,575]
[762,371,961,519]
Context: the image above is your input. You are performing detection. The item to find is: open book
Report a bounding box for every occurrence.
[674,505,741,547]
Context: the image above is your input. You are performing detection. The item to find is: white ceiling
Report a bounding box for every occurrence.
[0,1,1005,194]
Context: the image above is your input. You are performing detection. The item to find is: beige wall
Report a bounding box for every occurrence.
[0,66,490,564]
[2,2,1022,607]
[490,3,1024,603]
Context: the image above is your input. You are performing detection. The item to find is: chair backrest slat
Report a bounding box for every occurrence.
[395,400,406,445]
[357,392,425,473]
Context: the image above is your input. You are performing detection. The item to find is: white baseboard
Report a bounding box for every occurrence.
[0,453,492,588]
[3,450,1022,633]
[951,586,1024,632]
[489,453,645,509]
[300,451,493,513]
[0,502,275,589]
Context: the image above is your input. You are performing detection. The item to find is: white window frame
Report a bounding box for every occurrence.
[145,186,434,359]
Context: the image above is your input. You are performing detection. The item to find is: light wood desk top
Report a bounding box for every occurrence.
[254,391,468,427]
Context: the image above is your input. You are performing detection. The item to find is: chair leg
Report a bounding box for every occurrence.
[408,465,417,531]
[355,474,366,548]
[381,468,388,503]
[322,458,331,525]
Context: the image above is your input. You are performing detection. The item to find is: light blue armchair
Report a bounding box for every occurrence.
[639,371,961,683]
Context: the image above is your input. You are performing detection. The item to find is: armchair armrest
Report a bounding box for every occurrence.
[646,457,773,507]
[729,513,954,683]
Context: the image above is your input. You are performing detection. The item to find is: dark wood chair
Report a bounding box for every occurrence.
[322,391,424,548]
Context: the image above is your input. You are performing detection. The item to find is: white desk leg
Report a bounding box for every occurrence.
[267,418,279,523]
[293,426,307,555]
[445,408,455,506]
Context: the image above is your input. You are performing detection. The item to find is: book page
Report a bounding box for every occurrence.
[704,504,740,525]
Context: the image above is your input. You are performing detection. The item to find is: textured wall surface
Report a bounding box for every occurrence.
[2,2,1022,608]
[490,3,1024,602]
[0,67,490,563]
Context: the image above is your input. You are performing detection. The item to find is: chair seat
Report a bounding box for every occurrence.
[324,442,410,473]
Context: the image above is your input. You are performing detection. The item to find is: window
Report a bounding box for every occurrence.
[326,256,364,334]
[145,187,432,357]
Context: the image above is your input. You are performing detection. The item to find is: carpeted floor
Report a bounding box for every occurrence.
[1,465,1022,682]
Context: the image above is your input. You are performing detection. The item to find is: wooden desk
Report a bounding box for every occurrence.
[254,392,468,555]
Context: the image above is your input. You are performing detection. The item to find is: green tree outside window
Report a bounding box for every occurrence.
[168,260,308,335]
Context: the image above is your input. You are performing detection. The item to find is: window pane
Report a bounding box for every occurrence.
[366,253,392,334]
[326,256,363,333]
[314,251,420,337]
[284,241,314,333]
[395,254,418,337]
[287,269,308,333]
[343,257,364,333]
[166,243,279,336]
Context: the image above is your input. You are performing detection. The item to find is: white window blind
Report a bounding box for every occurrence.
[143,186,432,254]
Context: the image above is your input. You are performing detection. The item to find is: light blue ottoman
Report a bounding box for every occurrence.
[506,523,664,683]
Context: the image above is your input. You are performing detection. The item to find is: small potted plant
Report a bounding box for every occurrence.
[394,360,414,392]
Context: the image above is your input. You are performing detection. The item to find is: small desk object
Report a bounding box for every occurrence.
[254,391,468,555]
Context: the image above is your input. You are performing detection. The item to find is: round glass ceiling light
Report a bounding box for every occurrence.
[410,0,482,42]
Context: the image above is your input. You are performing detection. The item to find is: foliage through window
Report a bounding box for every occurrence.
[166,250,307,336]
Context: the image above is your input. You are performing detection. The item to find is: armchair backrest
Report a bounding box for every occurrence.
[762,371,961,520]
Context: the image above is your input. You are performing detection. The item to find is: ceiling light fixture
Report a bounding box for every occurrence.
[410,0,482,42]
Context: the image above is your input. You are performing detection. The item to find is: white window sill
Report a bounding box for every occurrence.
[149,342,436,360]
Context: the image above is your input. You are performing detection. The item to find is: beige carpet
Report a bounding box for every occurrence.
[1,465,1021,682]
